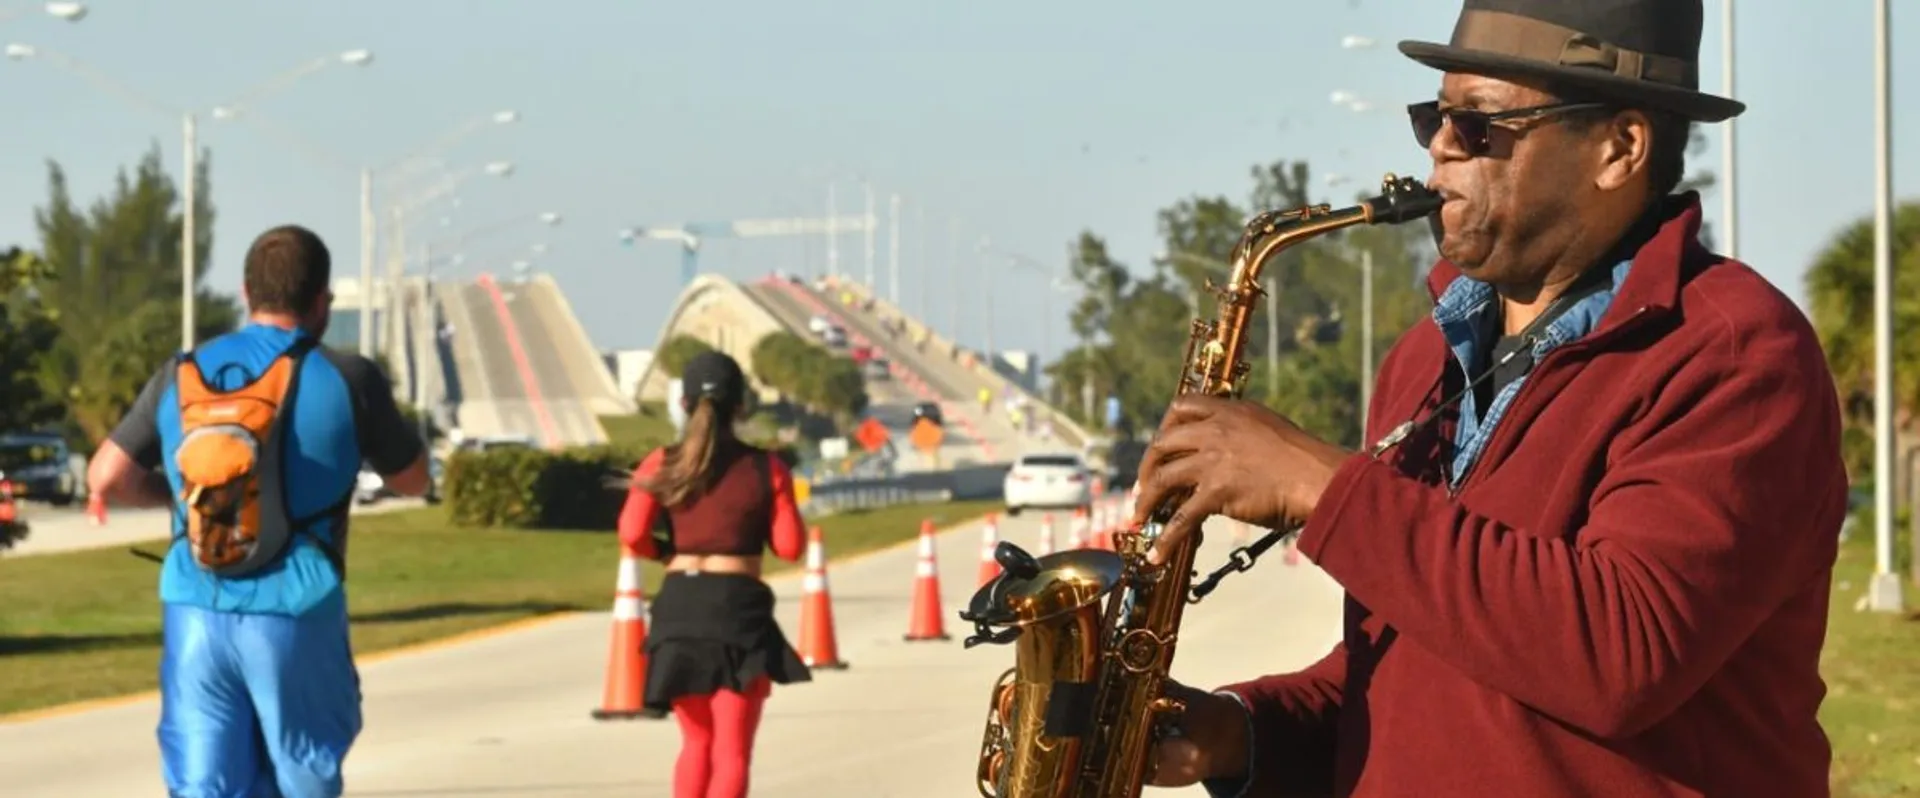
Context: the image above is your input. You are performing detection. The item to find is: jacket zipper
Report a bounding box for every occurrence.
[1446,304,1663,499]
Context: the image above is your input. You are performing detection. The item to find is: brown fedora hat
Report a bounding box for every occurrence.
[1399,0,1744,122]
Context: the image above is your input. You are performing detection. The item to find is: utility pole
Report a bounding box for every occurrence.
[359,168,376,358]
[827,183,839,279]
[1361,248,1374,436]
[1720,0,1737,260]
[979,235,995,361]
[947,218,959,339]
[863,183,876,289]
[888,193,901,304]
[181,112,198,351]
[916,203,928,320]
[1868,0,1902,613]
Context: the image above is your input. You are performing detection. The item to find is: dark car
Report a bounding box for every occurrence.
[912,401,944,427]
[0,432,87,506]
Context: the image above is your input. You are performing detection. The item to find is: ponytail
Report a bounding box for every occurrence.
[640,396,729,507]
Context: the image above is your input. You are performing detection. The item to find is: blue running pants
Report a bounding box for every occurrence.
[157,594,361,798]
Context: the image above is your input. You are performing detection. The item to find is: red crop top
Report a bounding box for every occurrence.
[616,441,806,562]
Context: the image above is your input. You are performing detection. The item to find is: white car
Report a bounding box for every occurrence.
[808,315,831,335]
[1003,452,1092,516]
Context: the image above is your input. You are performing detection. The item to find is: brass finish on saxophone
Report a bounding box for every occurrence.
[957,173,1442,798]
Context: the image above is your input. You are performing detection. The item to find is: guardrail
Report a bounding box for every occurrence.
[799,462,1011,518]
[813,276,1103,453]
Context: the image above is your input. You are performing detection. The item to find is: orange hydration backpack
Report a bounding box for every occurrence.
[171,337,344,577]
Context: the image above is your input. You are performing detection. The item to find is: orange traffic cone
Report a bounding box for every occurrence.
[977,514,1002,587]
[904,519,950,642]
[1036,512,1055,556]
[796,526,849,669]
[591,541,665,720]
[1067,507,1088,550]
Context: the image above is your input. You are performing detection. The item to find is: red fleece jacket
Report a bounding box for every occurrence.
[1216,195,1846,798]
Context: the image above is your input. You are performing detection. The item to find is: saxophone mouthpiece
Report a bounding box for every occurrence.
[1368,173,1444,225]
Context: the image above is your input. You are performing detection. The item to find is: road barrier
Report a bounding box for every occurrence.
[797,461,1012,518]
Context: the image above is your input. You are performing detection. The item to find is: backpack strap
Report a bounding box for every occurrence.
[253,336,354,579]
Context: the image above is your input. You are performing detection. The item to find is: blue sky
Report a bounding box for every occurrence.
[0,1,1913,359]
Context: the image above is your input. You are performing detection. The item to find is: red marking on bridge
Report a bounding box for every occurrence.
[477,273,563,449]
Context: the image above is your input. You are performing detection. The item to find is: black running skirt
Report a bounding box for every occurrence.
[644,571,812,713]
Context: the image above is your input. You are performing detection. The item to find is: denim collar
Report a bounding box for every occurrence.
[1429,260,1633,487]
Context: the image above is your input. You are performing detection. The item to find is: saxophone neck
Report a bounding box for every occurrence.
[1226,173,1442,290]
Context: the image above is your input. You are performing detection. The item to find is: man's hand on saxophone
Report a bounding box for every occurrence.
[1130,393,1350,566]
[1146,682,1253,788]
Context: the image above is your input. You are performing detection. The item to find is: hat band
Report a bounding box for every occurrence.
[1451,9,1696,89]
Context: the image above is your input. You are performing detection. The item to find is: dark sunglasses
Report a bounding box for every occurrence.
[1407,100,1611,155]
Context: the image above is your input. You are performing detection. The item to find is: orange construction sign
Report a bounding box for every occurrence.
[854,418,890,453]
[909,417,944,454]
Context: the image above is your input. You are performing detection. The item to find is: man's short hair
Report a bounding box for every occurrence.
[244,225,332,315]
[1544,81,1692,198]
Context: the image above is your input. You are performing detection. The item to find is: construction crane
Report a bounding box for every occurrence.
[619,214,873,284]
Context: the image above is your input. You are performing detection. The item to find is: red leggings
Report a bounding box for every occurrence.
[671,677,770,798]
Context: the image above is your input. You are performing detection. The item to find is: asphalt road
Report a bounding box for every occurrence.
[497,277,608,446]
[0,509,1339,797]
[437,277,605,448]
[781,279,1061,466]
[745,279,1009,474]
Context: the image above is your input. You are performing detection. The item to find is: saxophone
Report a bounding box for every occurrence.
[957,173,1442,798]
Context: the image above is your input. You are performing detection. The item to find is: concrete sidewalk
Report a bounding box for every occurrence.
[0,511,1341,797]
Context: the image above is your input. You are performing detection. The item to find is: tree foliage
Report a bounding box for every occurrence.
[1047,160,1438,448]
[750,331,869,424]
[0,248,62,432]
[1804,199,1920,481]
[30,144,240,444]
[654,334,714,380]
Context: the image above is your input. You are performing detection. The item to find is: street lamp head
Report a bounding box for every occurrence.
[338,49,373,66]
[483,161,514,177]
[537,212,561,226]
[43,2,85,22]
[511,260,531,271]
[1339,35,1375,50]
[1329,89,1356,106]
[5,43,38,61]
[1347,100,1374,113]
[492,110,519,124]
[210,106,237,120]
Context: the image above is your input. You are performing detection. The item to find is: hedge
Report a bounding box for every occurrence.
[444,440,801,530]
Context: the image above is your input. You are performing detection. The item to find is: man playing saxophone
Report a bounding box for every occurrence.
[1132,1,1846,796]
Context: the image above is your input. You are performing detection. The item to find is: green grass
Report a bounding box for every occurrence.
[1824,529,1920,797]
[0,498,997,716]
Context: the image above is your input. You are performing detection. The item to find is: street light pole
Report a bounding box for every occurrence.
[1360,247,1374,436]
[1720,0,1737,259]
[863,183,876,289]
[888,193,901,305]
[181,111,197,350]
[916,203,927,321]
[1868,0,1902,613]
[359,168,376,357]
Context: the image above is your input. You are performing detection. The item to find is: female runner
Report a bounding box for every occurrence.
[618,350,812,798]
